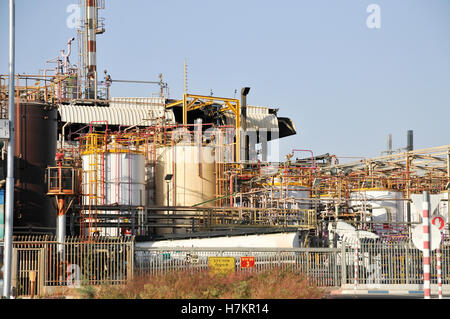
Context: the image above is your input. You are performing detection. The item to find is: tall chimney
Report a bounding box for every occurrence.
[387,133,392,155]
[406,130,413,152]
[85,0,97,99]
[241,87,250,162]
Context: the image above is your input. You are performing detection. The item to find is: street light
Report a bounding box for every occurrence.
[164,174,173,208]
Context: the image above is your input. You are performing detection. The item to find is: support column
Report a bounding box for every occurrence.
[422,191,431,299]
[3,0,15,299]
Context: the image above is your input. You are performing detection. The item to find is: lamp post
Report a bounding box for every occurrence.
[164,174,173,208]
[3,0,15,299]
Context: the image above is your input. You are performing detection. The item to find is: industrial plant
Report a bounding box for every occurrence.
[0,0,448,299]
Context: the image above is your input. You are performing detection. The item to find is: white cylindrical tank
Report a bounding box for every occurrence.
[154,144,216,234]
[81,150,146,236]
[350,189,404,224]
[146,164,156,207]
[155,145,216,207]
[136,231,300,249]
[105,152,146,206]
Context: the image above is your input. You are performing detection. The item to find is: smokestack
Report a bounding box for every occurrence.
[85,0,97,99]
[387,133,392,155]
[406,130,413,152]
[241,87,250,162]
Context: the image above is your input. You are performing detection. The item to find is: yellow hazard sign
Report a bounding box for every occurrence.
[208,257,235,275]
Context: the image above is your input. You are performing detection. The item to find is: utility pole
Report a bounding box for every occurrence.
[3,0,15,299]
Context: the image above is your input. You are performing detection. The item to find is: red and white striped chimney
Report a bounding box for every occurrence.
[85,0,97,98]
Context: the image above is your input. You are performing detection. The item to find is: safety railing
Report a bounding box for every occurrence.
[46,166,77,195]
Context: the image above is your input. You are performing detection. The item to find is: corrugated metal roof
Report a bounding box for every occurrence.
[58,104,175,126]
[223,106,279,131]
[109,97,165,109]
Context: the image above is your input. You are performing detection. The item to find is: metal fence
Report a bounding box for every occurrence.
[134,239,450,289]
[135,247,342,287]
[11,236,134,297]
[7,236,450,297]
[341,238,450,286]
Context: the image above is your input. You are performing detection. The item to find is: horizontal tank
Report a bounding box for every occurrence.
[135,231,300,248]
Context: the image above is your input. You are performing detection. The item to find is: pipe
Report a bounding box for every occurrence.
[60,37,75,75]
[61,122,70,149]
[3,0,15,299]
[57,204,66,259]
[291,149,318,169]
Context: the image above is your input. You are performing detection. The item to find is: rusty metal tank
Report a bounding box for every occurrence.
[14,102,57,234]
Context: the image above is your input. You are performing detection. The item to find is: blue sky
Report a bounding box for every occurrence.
[0,0,449,160]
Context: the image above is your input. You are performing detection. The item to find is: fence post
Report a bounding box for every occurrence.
[38,248,45,296]
[127,239,134,281]
[11,247,17,298]
[354,240,358,292]
[341,241,346,286]
[437,246,442,299]
[277,250,281,268]
[405,240,409,285]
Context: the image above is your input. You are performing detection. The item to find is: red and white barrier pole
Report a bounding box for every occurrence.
[437,246,442,299]
[422,191,431,299]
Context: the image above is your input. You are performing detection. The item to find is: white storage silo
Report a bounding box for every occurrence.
[154,144,216,234]
[81,150,146,236]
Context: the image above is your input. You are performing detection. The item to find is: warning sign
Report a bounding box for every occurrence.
[240,256,255,268]
[432,215,446,231]
[208,257,235,275]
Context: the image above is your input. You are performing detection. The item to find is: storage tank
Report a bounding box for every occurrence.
[145,164,156,207]
[136,231,300,249]
[14,102,57,234]
[349,189,404,225]
[154,144,216,234]
[81,149,145,236]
